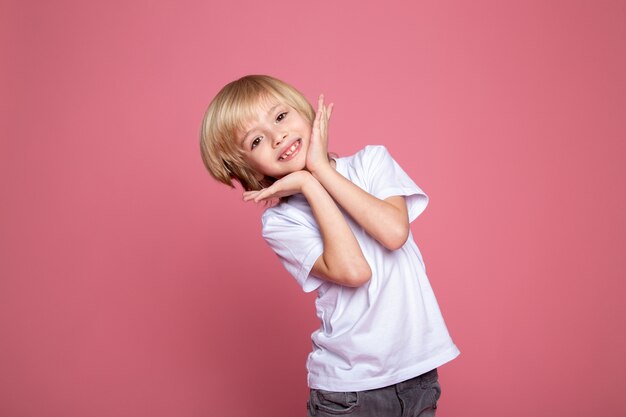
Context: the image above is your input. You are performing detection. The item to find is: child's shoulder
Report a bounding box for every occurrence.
[353,144,389,157]
[340,145,393,169]
[261,193,308,224]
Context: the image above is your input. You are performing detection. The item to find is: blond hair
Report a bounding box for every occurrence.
[200,75,315,191]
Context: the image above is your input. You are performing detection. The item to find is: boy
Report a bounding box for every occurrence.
[200,75,459,416]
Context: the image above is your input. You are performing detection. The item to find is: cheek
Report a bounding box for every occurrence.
[300,119,312,131]
[248,158,265,172]
[247,151,275,175]
[246,160,266,180]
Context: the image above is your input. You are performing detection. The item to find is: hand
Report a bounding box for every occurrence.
[306,94,334,175]
[242,170,313,203]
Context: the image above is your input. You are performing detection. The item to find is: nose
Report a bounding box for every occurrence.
[272,131,288,148]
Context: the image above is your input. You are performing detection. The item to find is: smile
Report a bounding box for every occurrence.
[279,139,302,161]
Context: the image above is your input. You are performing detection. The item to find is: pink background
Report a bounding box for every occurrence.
[1,0,625,416]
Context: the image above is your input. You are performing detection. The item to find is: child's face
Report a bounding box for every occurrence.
[238,98,311,179]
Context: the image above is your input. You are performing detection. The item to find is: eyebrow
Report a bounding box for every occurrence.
[240,103,282,146]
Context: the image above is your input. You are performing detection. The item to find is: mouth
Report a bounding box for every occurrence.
[278,139,302,161]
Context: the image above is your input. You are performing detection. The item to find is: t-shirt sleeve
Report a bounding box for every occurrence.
[261,207,325,292]
[358,145,428,222]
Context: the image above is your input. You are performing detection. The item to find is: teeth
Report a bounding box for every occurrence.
[280,140,300,160]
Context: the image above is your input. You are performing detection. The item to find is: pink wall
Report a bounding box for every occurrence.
[1,0,625,416]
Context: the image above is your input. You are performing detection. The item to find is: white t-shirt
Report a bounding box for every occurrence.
[261,145,459,392]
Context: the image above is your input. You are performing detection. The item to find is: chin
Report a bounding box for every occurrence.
[277,163,306,178]
[293,159,307,172]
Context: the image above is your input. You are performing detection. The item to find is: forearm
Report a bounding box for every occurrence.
[301,175,371,286]
[311,165,409,250]
[304,95,408,251]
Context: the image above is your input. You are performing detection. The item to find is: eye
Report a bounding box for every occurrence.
[251,137,262,149]
[276,112,287,122]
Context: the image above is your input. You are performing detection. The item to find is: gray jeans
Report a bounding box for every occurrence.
[307,369,441,417]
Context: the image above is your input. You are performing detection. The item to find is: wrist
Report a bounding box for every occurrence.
[309,161,334,179]
[310,162,337,184]
[300,172,322,197]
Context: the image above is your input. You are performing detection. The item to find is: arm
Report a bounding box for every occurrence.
[315,169,410,251]
[306,96,410,251]
[244,171,371,287]
[302,174,372,286]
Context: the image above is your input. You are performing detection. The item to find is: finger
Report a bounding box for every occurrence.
[243,189,267,201]
[254,193,274,203]
[243,191,261,202]
[327,103,334,120]
[312,110,321,138]
[318,94,324,111]
[253,186,277,202]
[314,98,322,124]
